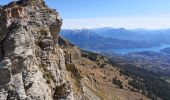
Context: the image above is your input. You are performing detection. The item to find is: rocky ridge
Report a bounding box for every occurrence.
[0,0,74,99]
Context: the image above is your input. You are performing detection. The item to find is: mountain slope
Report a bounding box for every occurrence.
[124,51,170,76]
[60,31,170,100]
[92,28,170,42]
[59,36,150,100]
[161,47,170,54]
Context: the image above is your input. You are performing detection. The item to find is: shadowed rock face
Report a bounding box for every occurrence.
[0,0,73,100]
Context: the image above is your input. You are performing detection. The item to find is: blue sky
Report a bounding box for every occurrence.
[1,0,170,29]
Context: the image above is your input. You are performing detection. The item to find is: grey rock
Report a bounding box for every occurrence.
[0,0,74,100]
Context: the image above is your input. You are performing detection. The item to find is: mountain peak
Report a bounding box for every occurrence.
[20,0,45,6]
[0,0,62,41]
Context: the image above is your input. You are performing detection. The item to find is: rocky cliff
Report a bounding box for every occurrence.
[0,0,74,99]
[0,0,151,100]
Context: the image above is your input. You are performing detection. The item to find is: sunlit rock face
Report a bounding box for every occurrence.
[0,0,73,100]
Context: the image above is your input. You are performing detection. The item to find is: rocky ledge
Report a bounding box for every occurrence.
[0,0,74,100]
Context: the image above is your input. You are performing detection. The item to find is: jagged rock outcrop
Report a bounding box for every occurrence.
[0,0,74,100]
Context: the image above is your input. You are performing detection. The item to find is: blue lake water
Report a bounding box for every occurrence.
[95,44,170,55]
[112,44,170,54]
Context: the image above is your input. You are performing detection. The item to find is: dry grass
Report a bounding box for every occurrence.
[66,64,82,83]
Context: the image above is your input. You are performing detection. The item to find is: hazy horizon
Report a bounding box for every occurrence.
[48,0,170,29]
[61,25,170,30]
[62,17,170,29]
[1,0,170,29]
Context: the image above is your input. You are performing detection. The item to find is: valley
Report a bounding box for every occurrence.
[61,28,170,77]
[60,28,170,76]
[1,0,170,100]
[92,44,170,55]
[61,28,170,54]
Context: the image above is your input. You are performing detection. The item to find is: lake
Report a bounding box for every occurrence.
[91,44,170,55]
[110,44,170,55]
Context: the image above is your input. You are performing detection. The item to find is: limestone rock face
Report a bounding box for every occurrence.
[0,0,73,100]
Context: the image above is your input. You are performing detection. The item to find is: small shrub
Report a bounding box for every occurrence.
[128,80,145,90]
[66,64,82,83]
[12,5,20,9]
[112,78,123,89]
[40,28,49,35]
[103,76,106,79]
[82,51,98,61]
[53,84,66,99]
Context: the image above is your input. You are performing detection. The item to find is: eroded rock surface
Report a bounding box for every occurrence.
[0,0,73,100]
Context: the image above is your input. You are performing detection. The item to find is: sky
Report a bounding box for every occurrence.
[1,0,170,29]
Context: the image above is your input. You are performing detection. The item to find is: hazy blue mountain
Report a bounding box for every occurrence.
[92,28,144,40]
[161,47,170,54]
[92,28,170,42]
[60,29,160,51]
[61,28,170,52]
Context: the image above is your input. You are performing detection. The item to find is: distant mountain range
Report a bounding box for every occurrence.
[60,28,170,51]
[60,28,170,100]
[60,28,170,76]
[161,47,170,54]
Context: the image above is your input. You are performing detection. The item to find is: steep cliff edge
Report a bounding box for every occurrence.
[0,0,73,99]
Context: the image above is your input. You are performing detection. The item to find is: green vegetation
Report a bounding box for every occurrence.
[128,80,145,91]
[66,64,82,83]
[40,64,54,84]
[119,64,170,100]
[40,28,49,35]
[53,84,66,99]
[43,69,54,84]
[81,50,98,61]
[112,77,123,89]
